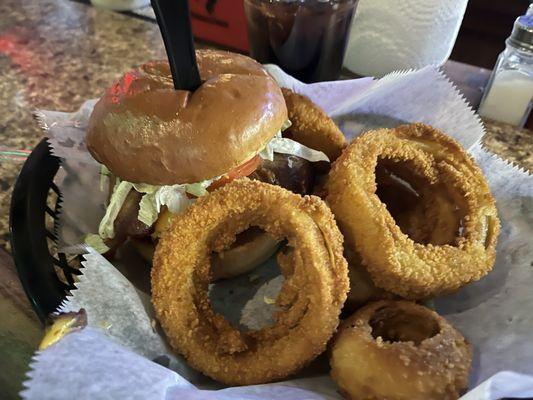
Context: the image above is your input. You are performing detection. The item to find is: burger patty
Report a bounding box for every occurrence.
[249,153,314,195]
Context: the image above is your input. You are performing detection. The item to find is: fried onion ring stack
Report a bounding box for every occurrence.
[343,249,395,312]
[330,300,472,400]
[326,123,500,299]
[152,179,349,385]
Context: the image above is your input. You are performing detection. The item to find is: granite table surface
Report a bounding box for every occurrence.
[0,0,532,252]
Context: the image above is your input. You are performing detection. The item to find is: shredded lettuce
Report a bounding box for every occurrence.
[132,183,158,194]
[259,137,276,161]
[135,181,213,226]
[281,119,292,131]
[269,137,329,162]
[96,178,213,238]
[259,131,329,163]
[184,181,210,197]
[99,165,111,192]
[84,233,110,254]
[137,191,159,226]
[154,185,192,214]
[98,181,133,239]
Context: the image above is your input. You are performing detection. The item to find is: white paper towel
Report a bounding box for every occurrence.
[344,0,468,77]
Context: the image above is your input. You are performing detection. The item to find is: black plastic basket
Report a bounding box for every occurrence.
[10,138,80,322]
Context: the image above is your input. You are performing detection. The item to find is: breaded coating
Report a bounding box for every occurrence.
[343,168,461,310]
[326,123,500,299]
[282,88,346,161]
[343,249,396,313]
[330,300,472,400]
[152,179,349,385]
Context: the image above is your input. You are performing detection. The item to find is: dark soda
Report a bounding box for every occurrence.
[244,0,358,83]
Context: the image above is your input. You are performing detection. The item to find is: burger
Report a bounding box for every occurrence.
[85,49,341,278]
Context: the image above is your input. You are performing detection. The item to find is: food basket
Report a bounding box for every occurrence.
[9,138,80,322]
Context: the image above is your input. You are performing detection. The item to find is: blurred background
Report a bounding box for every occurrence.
[451,0,529,68]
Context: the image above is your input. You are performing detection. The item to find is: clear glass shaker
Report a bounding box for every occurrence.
[478,15,533,127]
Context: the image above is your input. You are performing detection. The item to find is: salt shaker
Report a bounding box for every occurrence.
[478,15,533,127]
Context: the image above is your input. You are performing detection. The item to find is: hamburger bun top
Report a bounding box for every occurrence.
[86,50,287,185]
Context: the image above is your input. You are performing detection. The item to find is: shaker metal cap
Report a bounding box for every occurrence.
[507,15,533,51]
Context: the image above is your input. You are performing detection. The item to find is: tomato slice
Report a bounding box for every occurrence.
[208,154,261,191]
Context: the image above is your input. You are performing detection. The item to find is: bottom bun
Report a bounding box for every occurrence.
[211,227,280,280]
[131,228,280,280]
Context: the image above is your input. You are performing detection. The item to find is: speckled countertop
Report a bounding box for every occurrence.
[0,0,531,252]
[0,0,167,251]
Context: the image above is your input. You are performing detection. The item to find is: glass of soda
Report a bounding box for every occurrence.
[244,0,358,83]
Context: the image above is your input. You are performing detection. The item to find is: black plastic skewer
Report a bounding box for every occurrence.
[151,0,201,91]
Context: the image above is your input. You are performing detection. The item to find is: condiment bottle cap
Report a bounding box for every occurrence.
[507,15,533,52]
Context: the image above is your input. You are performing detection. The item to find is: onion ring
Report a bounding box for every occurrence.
[330,300,472,400]
[344,166,461,310]
[343,249,395,313]
[152,179,349,385]
[374,163,460,246]
[282,88,346,162]
[326,123,500,299]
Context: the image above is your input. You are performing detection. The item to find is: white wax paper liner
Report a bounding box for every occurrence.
[23,66,533,399]
[436,143,533,389]
[55,246,212,386]
[21,330,533,400]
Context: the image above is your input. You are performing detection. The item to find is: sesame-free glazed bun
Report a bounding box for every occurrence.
[86,50,287,185]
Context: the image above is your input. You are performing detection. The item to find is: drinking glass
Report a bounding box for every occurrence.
[244,0,358,83]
